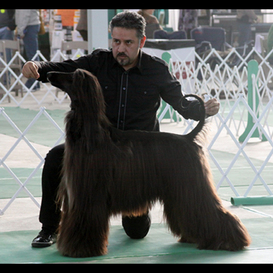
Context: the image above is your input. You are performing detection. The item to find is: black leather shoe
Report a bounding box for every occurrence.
[31,230,57,248]
[122,212,151,239]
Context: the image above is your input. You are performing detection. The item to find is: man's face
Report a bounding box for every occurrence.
[111,27,146,70]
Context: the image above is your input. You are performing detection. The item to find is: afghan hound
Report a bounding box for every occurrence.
[47,69,251,258]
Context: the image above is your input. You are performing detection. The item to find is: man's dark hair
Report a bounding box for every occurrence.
[109,11,146,39]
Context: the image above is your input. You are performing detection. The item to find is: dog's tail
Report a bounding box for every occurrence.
[184,94,206,141]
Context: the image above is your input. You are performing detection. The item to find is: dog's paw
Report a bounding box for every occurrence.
[178,237,196,244]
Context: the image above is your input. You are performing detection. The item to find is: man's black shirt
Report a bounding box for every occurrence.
[36,48,201,131]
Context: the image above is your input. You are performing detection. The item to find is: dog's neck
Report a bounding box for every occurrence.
[65,106,111,153]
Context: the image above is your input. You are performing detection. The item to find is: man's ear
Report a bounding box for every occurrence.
[139,35,146,49]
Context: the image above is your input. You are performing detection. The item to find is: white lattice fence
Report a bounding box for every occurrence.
[0,47,273,213]
[0,107,65,214]
[0,49,86,106]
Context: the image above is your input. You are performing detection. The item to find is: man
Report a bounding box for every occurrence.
[178,9,198,38]
[22,11,220,247]
[0,9,15,55]
[0,9,15,85]
[16,9,41,91]
[236,9,259,46]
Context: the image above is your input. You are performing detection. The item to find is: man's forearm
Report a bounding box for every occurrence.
[33,60,78,82]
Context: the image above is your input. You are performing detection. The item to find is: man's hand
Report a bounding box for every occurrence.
[204,98,220,117]
[22,61,40,79]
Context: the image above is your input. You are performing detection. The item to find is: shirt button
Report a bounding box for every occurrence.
[123,87,126,90]
[121,104,125,108]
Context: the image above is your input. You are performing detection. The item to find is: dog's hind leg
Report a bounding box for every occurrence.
[190,157,251,251]
[163,149,251,251]
[164,181,251,251]
[163,198,199,245]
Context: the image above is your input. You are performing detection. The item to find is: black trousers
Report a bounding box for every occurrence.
[39,144,151,235]
[39,144,64,232]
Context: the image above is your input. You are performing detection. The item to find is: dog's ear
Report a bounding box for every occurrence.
[74,69,104,104]
[74,69,95,106]
[74,69,87,90]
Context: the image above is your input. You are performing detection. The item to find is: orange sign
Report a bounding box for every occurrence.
[55,9,77,27]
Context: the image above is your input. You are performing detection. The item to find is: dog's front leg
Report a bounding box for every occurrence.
[57,199,110,258]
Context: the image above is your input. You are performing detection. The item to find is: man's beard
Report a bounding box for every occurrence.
[116,52,132,66]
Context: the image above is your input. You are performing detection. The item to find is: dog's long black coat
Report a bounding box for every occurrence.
[47,69,251,258]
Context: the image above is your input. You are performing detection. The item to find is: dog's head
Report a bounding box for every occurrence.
[47,69,106,115]
[47,70,74,98]
[47,69,110,148]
